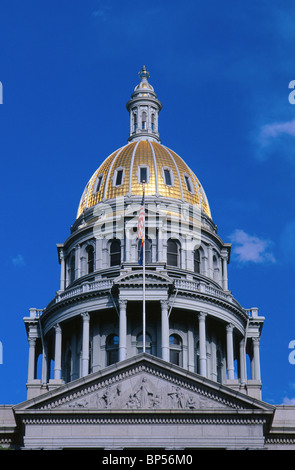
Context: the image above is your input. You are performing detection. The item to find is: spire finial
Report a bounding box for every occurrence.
[138,65,150,80]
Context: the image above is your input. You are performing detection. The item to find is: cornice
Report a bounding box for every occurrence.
[20,410,271,427]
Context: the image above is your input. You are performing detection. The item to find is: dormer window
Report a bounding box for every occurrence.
[116,170,123,186]
[163,168,173,186]
[138,165,149,184]
[93,174,103,194]
[140,167,147,183]
[184,174,194,193]
[113,167,125,187]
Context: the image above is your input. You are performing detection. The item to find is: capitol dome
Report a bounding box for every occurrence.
[77,140,211,219]
[77,66,211,220]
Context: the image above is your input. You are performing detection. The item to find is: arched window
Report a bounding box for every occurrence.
[138,237,152,264]
[133,113,137,131]
[151,114,155,131]
[169,334,183,366]
[194,249,200,274]
[106,334,119,365]
[167,239,179,267]
[110,239,121,266]
[136,332,152,354]
[86,245,94,274]
[142,111,147,129]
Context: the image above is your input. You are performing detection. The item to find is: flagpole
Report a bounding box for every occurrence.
[142,182,146,354]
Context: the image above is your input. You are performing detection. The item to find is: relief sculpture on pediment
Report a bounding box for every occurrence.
[93,376,220,410]
[55,372,233,411]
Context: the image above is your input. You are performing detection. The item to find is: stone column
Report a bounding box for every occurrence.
[221,252,228,290]
[119,300,127,361]
[252,337,261,381]
[75,244,81,278]
[41,342,48,384]
[187,327,195,372]
[96,237,102,271]
[65,258,69,288]
[102,238,109,268]
[59,249,66,291]
[198,312,207,377]
[80,253,87,277]
[125,229,132,263]
[208,246,213,278]
[161,300,170,362]
[27,338,36,382]
[203,253,208,277]
[158,227,163,262]
[239,337,247,384]
[218,257,223,286]
[226,323,235,380]
[81,313,90,377]
[54,324,62,380]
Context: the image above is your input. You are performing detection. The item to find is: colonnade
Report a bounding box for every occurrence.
[26,302,262,391]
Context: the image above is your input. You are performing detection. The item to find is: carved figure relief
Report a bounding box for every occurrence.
[125,377,160,409]
[55,370,233,411]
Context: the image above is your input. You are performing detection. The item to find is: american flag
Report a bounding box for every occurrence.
[138,191,145,265]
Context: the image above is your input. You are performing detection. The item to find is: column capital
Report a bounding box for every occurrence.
[81,312,90,321]
[119,299,127,308]
[54,323,62,333]
[160,299,169,309]
[198,311,207,320]
[252,336,260,344]
[226,323,234,332]
[221,249,228,260]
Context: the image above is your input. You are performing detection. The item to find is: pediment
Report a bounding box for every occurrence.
[114,270,173,288]
[15,354,273,413]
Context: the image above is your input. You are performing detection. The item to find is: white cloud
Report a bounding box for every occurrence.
[229,229,275,264]
[255,118,295,163]
[259,118,295,146]
[282,397,295,406]
[11,254,25,267]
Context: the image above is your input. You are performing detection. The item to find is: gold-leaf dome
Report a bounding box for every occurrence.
[77,67,211,220]
[77,140,211,219]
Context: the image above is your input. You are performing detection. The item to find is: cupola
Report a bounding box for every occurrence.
[126,66,162,143]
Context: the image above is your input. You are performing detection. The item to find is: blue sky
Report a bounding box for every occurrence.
[0,0,295,405]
